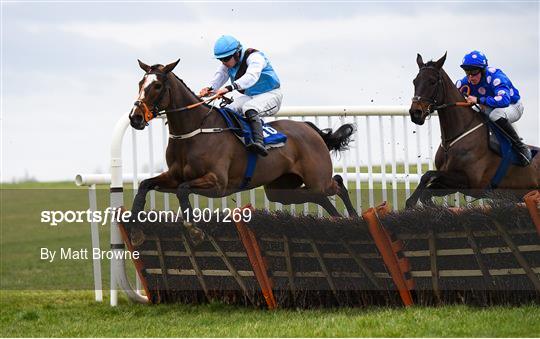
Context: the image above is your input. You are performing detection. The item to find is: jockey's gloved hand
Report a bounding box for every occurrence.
[199,87,213,97]
[466,95,478,104]
[215,86,232,97]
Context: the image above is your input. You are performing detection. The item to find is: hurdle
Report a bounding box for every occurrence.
[116,200,540,308]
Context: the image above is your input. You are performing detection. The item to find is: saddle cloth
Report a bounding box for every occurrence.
[486,121,538,189]
[217,107,287,148]
[487,122,538,164]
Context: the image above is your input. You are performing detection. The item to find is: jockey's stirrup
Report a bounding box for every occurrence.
[245,110,268,157]
[494,118,532,167]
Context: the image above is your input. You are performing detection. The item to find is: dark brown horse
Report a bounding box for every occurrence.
[128,59,358,228]
[406,53,539,207]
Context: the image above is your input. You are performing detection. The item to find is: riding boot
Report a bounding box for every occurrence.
[245,110,268,157]
[494,118,532,166]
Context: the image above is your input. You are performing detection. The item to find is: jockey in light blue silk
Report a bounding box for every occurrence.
[199,35,283,157]
[456,50,531,166]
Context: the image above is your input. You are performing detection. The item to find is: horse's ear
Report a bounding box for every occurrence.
[416,53,424,69]
[138,59,151,73]
[163,59,181,74]
[434,52,447,69]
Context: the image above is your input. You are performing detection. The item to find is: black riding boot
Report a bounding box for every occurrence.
[494,118,532,167]
[245,110,268,157]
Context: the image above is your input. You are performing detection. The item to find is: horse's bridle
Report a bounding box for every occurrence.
[411,66,485,151]
[134,70,170,124]
[134,71,233,125]
[411,66,446,115]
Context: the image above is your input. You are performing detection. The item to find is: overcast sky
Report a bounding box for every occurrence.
[2,1,539,182]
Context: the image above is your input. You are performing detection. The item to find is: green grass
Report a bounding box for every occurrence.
[1,291,539,337]
[2,181,539,337]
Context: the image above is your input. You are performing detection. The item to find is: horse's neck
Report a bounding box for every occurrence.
[437,70,484,144]
[165,75,224,136]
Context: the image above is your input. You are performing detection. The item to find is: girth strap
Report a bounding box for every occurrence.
[169,128,228,140]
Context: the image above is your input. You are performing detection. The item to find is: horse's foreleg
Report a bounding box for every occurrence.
[175,173,225,243]
[333,175,359,217]
[407,170,469,208]
[175,182,194,220]
[132,172,178,220]
[418,171,470,205]
[175,182,205,243]
[317,196,341,217]
[405,170,440,208]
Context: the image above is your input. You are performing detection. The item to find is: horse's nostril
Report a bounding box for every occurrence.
[409,108,421,117]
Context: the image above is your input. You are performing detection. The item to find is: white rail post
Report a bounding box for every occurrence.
[88,184,103,302]
[110,115,148,306]
[366,116,374,207]
[148,124,156,210]
[315,115,323,217]
[354,116,362,213]
[162,120,170,211]
[378,116,387,203]
[402,116,411,198]
[131,128,142,294]
[390,117,398,211]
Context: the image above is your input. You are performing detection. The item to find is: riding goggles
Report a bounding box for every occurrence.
[219,55,234,63]
[465,69,482,76]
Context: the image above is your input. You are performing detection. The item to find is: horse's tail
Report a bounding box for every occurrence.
[305,121,355,153]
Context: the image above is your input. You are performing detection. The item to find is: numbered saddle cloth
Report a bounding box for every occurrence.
[217,107,287,149]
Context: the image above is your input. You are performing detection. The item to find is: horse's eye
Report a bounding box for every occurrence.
[155,83,162,90]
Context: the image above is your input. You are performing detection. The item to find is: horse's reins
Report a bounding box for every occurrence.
[412,66,485,151]
[157,93,223,116]
[135,71,239,140]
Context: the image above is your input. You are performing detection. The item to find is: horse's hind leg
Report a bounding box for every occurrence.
[333,175,358,217]
[264,186,341,217]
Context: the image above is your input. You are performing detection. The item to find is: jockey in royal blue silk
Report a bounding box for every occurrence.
[455,50,532,166]
[199,35,283,157]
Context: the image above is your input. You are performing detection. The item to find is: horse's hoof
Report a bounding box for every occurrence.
[130,226,146,247]
[333,175,344,185]
[184,222,205,246]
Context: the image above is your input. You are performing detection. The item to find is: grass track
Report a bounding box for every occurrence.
[1,291,539,337]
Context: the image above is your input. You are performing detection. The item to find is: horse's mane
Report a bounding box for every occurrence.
[150,64,211,108]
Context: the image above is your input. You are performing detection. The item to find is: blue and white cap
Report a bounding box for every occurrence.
[213,35,242,59]
[460,50,488,71]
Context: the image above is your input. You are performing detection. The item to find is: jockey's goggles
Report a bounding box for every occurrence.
[465,69,482,76]
[219,55,234,63]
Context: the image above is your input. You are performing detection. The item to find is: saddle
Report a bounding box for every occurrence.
[217,107,287,148]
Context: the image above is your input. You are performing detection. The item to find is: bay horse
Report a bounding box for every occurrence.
[128,59,358,236]
[406,53,539,208]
